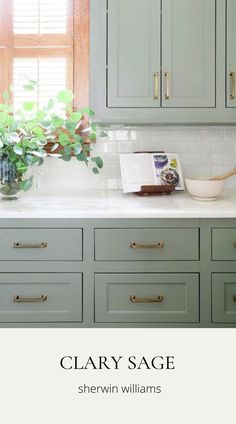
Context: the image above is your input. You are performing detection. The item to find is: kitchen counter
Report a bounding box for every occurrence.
[0,189,236,218]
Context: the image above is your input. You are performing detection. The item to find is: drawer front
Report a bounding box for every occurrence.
[95,273,199,323]
[0,229,82,261]
[0,274,82,322]
[212,228,236,261]
[212,273,236,323]
[95,228,199,261]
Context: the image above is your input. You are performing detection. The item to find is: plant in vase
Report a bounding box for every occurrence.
[0,82,103,200]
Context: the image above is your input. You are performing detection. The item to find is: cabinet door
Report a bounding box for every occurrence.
[107,0,160,107]
[226,0,236,108]
[162,0,216,107]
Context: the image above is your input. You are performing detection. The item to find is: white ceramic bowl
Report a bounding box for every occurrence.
[185,177,225,201]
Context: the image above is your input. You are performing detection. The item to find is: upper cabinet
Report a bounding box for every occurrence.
[227,0,236,108]
[162,0,215,108]
[90,0,236,123]
[108,0,161,108]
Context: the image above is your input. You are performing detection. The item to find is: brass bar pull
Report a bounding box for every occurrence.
[164,72,170,100]
[153,72,159,100]
[13,295,48,303]
[233,295,236,303]
[130,241,164,249]
[229,72,235,100]
[130,295,164,304]
[14,242,48,249]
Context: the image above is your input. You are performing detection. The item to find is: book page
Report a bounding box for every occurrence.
[119,154,155,193]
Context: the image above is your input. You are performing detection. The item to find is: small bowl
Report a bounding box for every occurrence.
[185,177,225,201]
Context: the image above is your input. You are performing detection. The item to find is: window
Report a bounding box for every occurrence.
[0,0,89,109]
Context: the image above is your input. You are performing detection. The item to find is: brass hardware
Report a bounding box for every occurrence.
[233,295,236,303]
[130,241,164,249]
[229,72,235,100]
[164,72,170,100]
[13,242,48,249]
[130,295,164,303]
[233,241,236,248]
[13,295,48,303]
[153,72,159,100]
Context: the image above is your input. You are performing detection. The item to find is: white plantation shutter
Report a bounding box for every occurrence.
[0,0,89,109]
[13,57,67,112]
[13,0,68,35]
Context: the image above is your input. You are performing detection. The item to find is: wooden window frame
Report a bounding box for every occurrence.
[0,0,89,109]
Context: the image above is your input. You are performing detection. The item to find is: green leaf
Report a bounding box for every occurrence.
[69,112,83,123]
[36,111,46,120]
[92,167,99,174]
[66,120,77,132]
[3,90,10,103]
[91,156,103,169]
[0,104,13,112]
[91,123,97,131]
[47,99,55,110]
[13,145,23,156]
[61,150,71,161]
[22,101,36,111]
[57,90,74,103]
[23,84,35,91]
[0,139,3,148]
[52,116,64,128]
[16,161,28,173]
[64,145,72,156]
[73,143,82,155]
[82,107,95,117]
[76,151,87,162]
[89,133,97,142]
[19,176,33,192]
[58,132,70,146]
[32,126,44,137]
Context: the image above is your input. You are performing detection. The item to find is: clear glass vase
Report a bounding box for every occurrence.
[0,159,33,201]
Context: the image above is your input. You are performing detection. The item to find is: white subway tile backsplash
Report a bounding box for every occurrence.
[31,125,236,194]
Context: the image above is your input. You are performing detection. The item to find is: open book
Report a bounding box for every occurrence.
[119,153,184,193]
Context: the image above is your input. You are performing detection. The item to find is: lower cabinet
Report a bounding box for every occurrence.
[0,273,82,323]
[95,273,199,323]
[212,274,236,324]
[0,218,236,327]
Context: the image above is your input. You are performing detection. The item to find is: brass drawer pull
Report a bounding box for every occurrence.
[153,72,159,100]
[229,71,235,100]
[13,295,48,303]
[130,241,164,249]
[14,242,48,249]
[164,71,170,100]
[233,295,236,303]
[130,295,164,303]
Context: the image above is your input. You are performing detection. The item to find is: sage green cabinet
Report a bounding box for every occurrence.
[212,274,236,323]
[95,228,199,261]
[95,273,199,323]
[107,0,160,107]
[162,0,215,107]
[0,273,82,323]
[0,218,236,327]
[226,0,236,108]
[91,0,236,123]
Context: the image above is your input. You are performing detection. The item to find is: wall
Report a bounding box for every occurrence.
[32,126,236,195]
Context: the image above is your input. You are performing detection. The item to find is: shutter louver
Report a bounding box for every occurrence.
[13,0,67,35]
[13,58,67,112]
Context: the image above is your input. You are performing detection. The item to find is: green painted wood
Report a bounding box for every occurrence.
[0,228,82,261]
[95,228,199,261]
[95,273,199,323]
[91,0,236,123]
[107,0,161,107]
[0,273,82,323]
[162,0,216,107]
[212,228,236,261]
[226,0,236,108]
[212,273,236,323]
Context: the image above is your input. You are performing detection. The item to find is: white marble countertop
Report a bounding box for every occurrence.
[0,189,236,219]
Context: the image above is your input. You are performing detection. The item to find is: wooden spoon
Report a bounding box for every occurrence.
[209,167,236,181]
